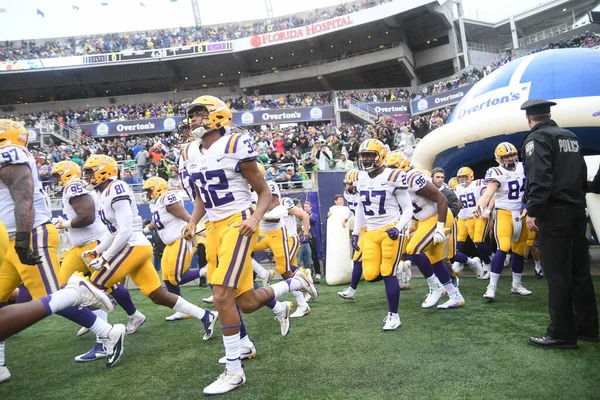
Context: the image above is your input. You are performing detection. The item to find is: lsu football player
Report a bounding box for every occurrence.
[338,169,368,299]
[181,95,317,395]
[477,142,532,301]
[351,140,413,331]
[82,154,219,343]
[392,152,466,310]
[52,161,144,362]
[142,176,208,321]
[452,166,491,279]
[0,120,126,380]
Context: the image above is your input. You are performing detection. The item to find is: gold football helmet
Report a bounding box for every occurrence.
[456,166,474,187]
[343,169,359,194]
[257,162,266,177]
[448,177,459,190]
[385,151,410,172]
[0,119,28,148]
[83,154,118,186]
[52,161,81,187]
[186,95,232,135]
[494,142,518,168]
[358,139,387,172]
[142,177,168,203]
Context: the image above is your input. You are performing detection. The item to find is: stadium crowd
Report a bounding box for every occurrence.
[0,0,392,61]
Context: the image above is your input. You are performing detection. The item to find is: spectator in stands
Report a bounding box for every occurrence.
[335,153,354,170]
[148,143,165,163]
[135,146,149,179]
[70,151,84,167]
[329,135,344,159]
[266,162,281,181]
[167,165,182,190]
[276,166,302,189]
[346,136,359,161]
[122,169,139,187]
[304,201,323,282]
[156,157,171,181]
[315,141,334,171]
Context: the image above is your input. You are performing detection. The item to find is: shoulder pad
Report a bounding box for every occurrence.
[0,145,32,165]
[224,133,256,158]
[162,192,181,206]
[386,168,404,183]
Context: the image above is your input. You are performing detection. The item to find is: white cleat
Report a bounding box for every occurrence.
[337,287,356,300]
[202,311,219,341]
[203,369,246,395]
[274,301,292,336]
[262,269,276,287]
[452,262,463,275]
[468,257,484,279]
[511,283,532,296]
[66,273,114,313]
[202,295,214,304]
[293,268,319,300]
[422,280,445,308]
[74,342,108,362]
[304,292,314,302]
[290,305,310,318]
[482,263,491,280]
[403,261,412,289]
[165,311,190,322]
[76,326,90,337]
[382,312,401,331]
[438,292,466,310]
[126,311,146,335]
[218,342,257,364]
[100,324,126,368]
[483,284,497,302]
[0,365,11,383]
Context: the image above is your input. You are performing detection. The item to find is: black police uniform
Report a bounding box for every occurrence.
[520,99,598,347]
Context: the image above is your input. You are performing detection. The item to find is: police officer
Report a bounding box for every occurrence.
[520,98,599,349]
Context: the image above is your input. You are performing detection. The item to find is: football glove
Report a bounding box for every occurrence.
[89,256,109,271]
[82,249,99,264]
[386,227,400,241]
[14,232,42,265]
[181,224,195,240]
[351,234,360,252]
[433,222,446,244]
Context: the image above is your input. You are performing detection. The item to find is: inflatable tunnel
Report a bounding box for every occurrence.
[412,48,600,177]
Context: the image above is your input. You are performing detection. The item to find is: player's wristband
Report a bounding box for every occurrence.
[484,209,492,215]
[250,215,260,224]
[62,220,72,228]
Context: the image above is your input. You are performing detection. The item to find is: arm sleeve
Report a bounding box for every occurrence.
[102,200,134,260]
[95,230,115,255]
[393,189,413,231]
[526,136,553,218]
[588,165,600,194]
[263,204,289,220]
[352,199,365,235]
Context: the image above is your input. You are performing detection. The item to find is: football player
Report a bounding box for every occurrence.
[52,161,144,362]
[338,169,366,299]
[0,121,125,380]
[82,155,219,342]
[182,96,317,394]
[392,153,465,310]
[452,166,491,278]
[351,140,413,331]
[477,142,532,301]
[142,176,208,321]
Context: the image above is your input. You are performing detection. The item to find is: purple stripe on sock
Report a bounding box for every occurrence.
[383,275,400,314]
[411,253,433,278]
[491,250,506,274]
[452,252,468,264]
[40,295,52,315]
[511,253,524,273]
[57,306,97,328]
[111,284,137,315]
[179,269,200,285]
[432,261,451,285]
[350,260,362,290]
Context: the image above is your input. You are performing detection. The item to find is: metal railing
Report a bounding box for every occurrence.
[467,42,500,53]
[499,22,585,51]
[335,97,403,128]
[36,119,94,145]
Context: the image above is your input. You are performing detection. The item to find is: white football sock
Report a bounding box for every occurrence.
[490,272,501,287]
[512,272,522,285]
[443,282,458,297]
[89,317,112,338]
[199,266,207,278]
[240,334,252,348]
[293,290,308,307]
[534,260,542,273]
[48,287,78,313]
[251,258,270,281]
[223,333,243,375]
[173,296,207,320]
[0,341,5,365]
[93,309,108,342]
[272,301,285,315]
[270,280,294,298]
[426,276,438,287]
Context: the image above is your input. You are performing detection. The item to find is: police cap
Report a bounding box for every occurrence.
[520,98,556,116]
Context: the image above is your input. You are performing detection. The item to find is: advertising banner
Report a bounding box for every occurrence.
[78,116,182,137]
[411,83,475,115]
[232,106,335,126]
[362,101,411,123]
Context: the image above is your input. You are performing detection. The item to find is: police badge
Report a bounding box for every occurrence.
[525,141,534,157]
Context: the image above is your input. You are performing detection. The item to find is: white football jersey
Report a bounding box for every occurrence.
[344,191,359,214]
[150,191,187,245]
[0,145,52,239]
[406,169,438,221]
[355,168,409,230]
[455,179,487,219]
[178,140,201,200]
[281,197,297,237]
[97,179,149,247]
[62,178,107,246]
[260,180,283,232]
[184,133,256,222]
[485,162,525,211]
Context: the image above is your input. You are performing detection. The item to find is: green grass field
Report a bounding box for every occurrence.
[1,276,600,400]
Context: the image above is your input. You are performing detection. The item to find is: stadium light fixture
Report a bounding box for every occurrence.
[348,40,352,43]
[270,56,273,59]
[202,75,206,78]
[330,45,334,48]
[238,71,241,74]
[220,73,223,76]
[255,59,259,62]
[291,53,294,55]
